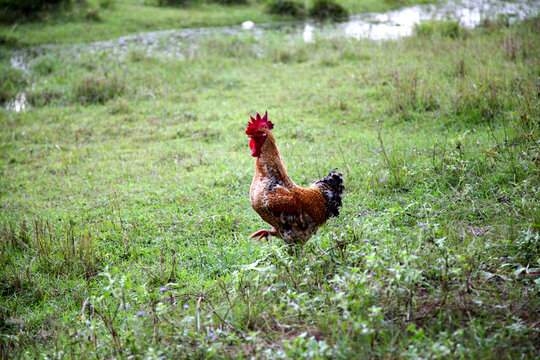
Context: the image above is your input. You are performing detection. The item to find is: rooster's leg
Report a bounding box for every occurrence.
[249,228,278,241]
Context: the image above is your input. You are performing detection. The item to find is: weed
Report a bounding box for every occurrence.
[266,0,305,18]
[25,88,64,106]
[0,62,26,103]
[74,74,126,104]
[84,6,102,21]
[156,0,191,6]
[390,70,438,119]
[414,20,467,39]
[507,230,540,266]
[209,0,248,4]
[309,0,348,21]
[30,54,59,75]
[98,0,114,9]
[0,219,102,280]
[0,0,71,23]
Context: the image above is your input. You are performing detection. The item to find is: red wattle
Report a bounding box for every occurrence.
[250,138,259,157]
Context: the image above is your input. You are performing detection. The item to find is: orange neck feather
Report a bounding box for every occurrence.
[254,131,294,187]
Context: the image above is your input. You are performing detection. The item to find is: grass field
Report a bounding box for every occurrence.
[1,4,539,359]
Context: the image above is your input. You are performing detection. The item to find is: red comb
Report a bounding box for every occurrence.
[246,111,274,135]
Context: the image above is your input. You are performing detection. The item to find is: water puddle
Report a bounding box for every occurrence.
[4,0,538,112]
[339,0,537,40]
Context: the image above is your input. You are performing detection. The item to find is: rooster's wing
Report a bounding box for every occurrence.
[262,186,327,243]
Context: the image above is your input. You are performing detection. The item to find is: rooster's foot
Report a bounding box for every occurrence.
[249,229,276,241]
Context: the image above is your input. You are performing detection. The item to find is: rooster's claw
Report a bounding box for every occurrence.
[249,230,270,241]
[250,229,278,241]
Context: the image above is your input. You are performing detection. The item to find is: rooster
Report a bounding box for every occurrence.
[246,111,344,245]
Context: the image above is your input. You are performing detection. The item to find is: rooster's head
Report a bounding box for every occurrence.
[246,111,274,158]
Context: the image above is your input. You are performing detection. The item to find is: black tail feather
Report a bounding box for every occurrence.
[316,169,344,218]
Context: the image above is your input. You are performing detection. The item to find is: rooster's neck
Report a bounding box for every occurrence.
[255,134,294,187]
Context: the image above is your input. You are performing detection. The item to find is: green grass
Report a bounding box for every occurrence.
[1,16,539,359]
[0,0,436,46]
